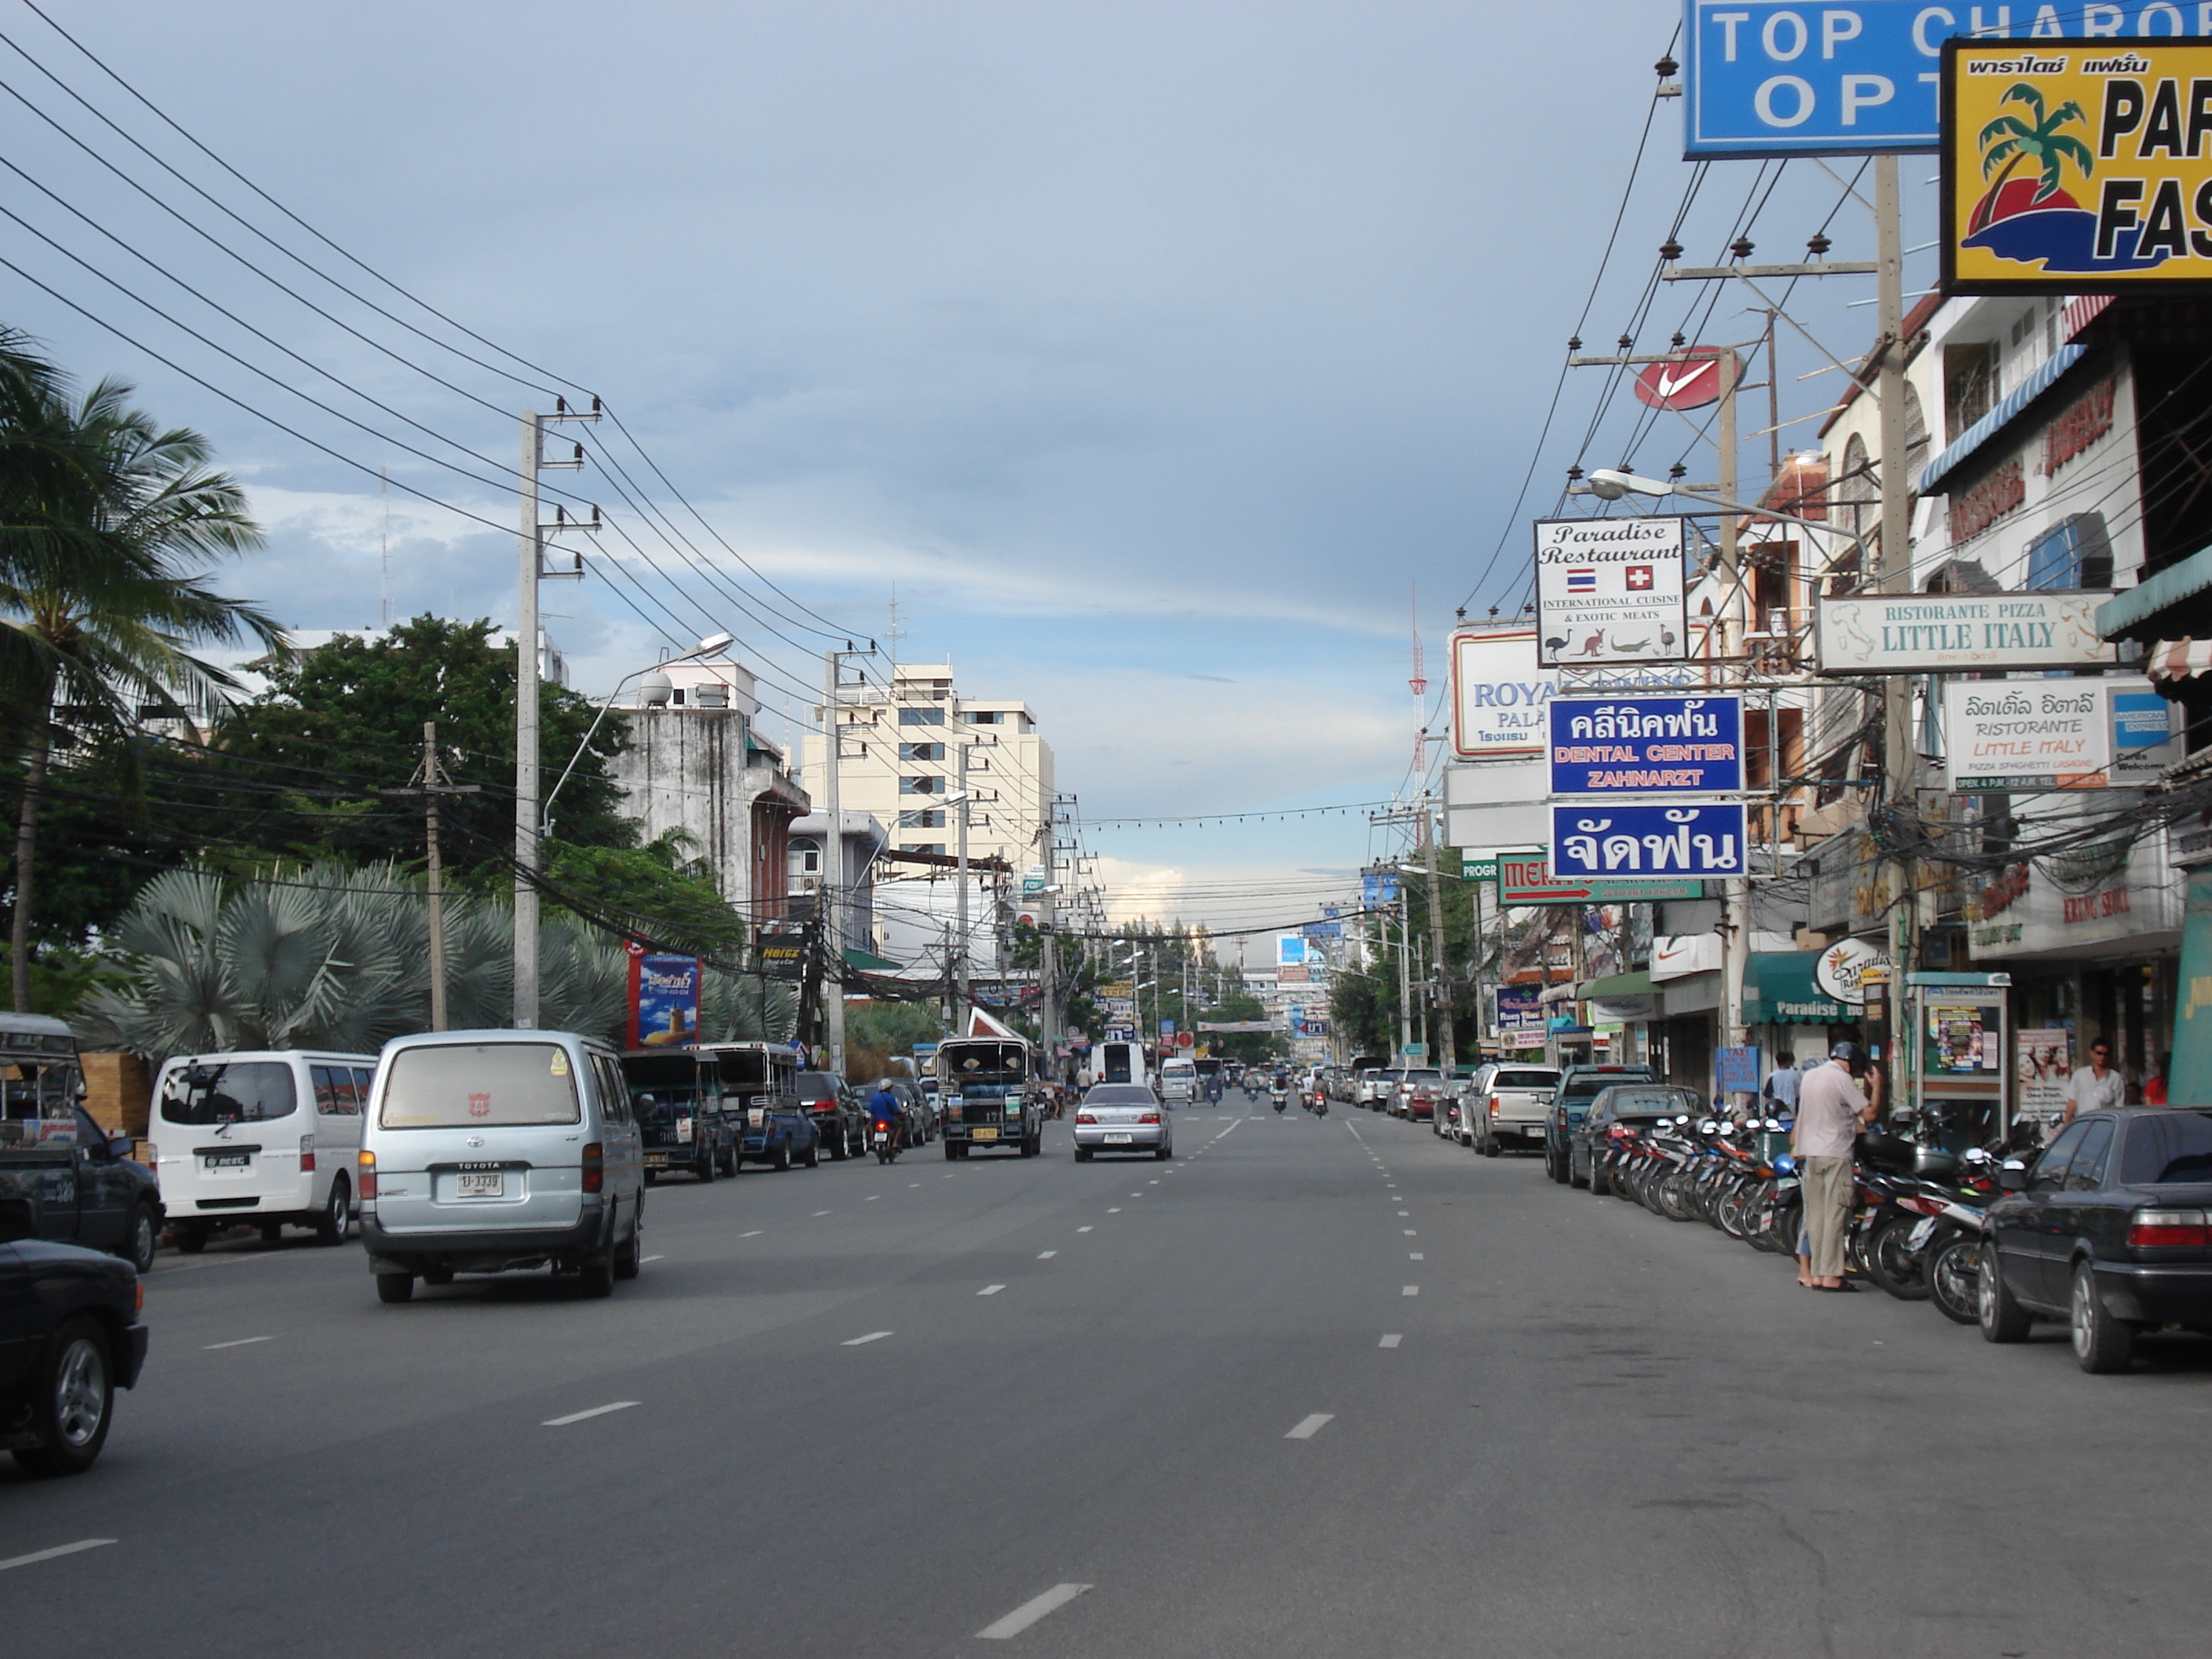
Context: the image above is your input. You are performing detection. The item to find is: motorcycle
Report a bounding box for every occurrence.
[871,1119,900,1164]
[1270,1088,1287,1114]
[1309,1090,1328,1119]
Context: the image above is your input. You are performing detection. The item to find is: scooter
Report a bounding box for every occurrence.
[871,1119,900,1164]
[1270,1088,1287,1114]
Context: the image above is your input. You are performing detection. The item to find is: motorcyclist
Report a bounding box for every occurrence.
[868,1082,905,1148]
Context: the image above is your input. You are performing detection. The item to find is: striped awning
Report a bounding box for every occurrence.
[1918,344,2086,496]
[2147,639,2212,683]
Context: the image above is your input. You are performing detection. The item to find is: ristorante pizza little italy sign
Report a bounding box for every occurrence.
[1533,517,1688,668]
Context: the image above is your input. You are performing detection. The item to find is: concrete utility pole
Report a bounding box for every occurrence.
[512,401,595,1030]
[386,722,479,1032]
[1716,354,1750,1071]
[1873,153,1917,1011]
[1039,797,1058,1079]
[820,647,846,1075]
[954,688,970,1024]
[1396,887,1413,1063]
[1419,770,1455,1075]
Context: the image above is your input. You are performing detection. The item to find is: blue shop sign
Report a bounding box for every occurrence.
[1549,695,1743,795]
[1683,0,1952,158]
[1551,803,1749,879]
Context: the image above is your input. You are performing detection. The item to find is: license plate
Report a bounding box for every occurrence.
[972,1127,998,1141]
[456,1172,505,1198]
[1105,1133,1132,1144]
[645,1153,669,1166]
[203,1152,250,1169]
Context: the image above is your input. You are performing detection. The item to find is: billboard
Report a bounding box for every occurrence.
[1277,936,1308,966]
[1533,517,1688,668]
[1815,591,2115,673]
[1684,0,1949,158]
[1548,695,1743,795]
[1497,855,1706,906]
[1550,803,1747,880]
[1448,628,1555,760]
[628,948,701,1049]
[1362,869,1401,906]
[1443,759,1549,851]
[1633,346,1737,411]
[1496,985,1547,1047]
[1942,676,2181,792]
[1943,38,2212,295]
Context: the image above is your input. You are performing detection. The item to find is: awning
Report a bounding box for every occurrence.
[2097,540,2212,639]
[1918,344,2086,496]
[1741,950,1849,1025]
[1579,970,1653,1000]
[1538,983,1580,1005]
[843,945,904,972]
[2146,639,2212,682]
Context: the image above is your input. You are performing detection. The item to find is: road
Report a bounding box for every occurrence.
[5,1099,2210,1657]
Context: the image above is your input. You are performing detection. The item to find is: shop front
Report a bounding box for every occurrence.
[1580,972,1655,1069]
[1741,949,1854,1075]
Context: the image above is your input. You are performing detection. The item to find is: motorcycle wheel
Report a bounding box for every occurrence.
[1716,1185,1750,1239]
[1928,1235,1983,1325]
[1866,1216,1931,1301]
[1659,1174,1699,1222]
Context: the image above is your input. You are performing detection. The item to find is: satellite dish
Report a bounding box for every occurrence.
[639,668,674,706]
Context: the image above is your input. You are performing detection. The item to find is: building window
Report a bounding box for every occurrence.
[899,742,944,762]
[899,775,942,795]
[898,708,945,727]
[788,837,822,884]
[968,709,1003,725]
[2025,511,2115,589]
[900,843,946,855]
[897,809,944,828]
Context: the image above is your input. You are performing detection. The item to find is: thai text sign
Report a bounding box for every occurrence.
[628,950,701,1049]
[1944,38,2212,295]
[1685,0,1950,157]
[1497,985,1547,1046]
[1450,628,1555,760]
[1816,591,2115,672]
[1548,694,1743,794]
[1533,517,1687,668]
[1942,675,2179,791]
[1550,804,1748,880]
[1497,855,1708,906]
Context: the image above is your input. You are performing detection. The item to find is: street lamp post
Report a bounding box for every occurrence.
[544,632,734,840]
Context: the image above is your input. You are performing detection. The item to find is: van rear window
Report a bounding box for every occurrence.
[161,1062,298,1125]
[379,1043,580,1129]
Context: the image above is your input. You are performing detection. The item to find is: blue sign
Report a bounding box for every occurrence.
[1716,1046,1762,1095]
[1303,921,1343,939]
[1362,870,1401,906]
[628,950,701,1049]
[1684,1,1957,157]
[1551,803,1749,879]
[1549,694,1743,795]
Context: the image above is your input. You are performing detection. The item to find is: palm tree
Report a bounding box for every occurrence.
[1972,82,2094,233]
[0,368,284,1009]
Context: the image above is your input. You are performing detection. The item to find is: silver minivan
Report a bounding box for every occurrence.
[357,1030,645,1302]
[149,1050,377,1251]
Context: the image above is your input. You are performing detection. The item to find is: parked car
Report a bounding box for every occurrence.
[1544,1065,1661,1182]
[1980,1107,2212,1372]
[621,1049,736,1184]
[1569,1085,1706,1190]
[795,1071,867,1161]
[1,1104,164,1273]
[1470,1063,1562,1155]
[150,1050,372,1254]
[359,1031,646,1302]
[1072,1084,1172,1161]
[0,1197,148,1476]
[1394,1068,1446,1121]
[1364,1068,1405,1111]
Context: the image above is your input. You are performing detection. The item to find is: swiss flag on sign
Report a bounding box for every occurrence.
[1624,564,1654,591]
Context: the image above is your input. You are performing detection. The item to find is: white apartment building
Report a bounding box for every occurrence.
[800,663,1057,870]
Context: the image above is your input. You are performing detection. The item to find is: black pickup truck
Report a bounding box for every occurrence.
[0,1196,149,1475]
[1,1016,164,1273]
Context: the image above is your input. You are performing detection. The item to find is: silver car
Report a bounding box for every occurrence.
[1072,1084,1172,1161]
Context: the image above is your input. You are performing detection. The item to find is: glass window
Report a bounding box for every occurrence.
[310,1064,361,1116]
[899,742,943,762]
[2118,1111,2212,1185]
[2030,1119,2090,1192]
[899,776,942,795]
[379,1042,581,1129]
[159,1061,300,1126]
[353,1068,375,1108]
[897,708,944,727]
[2064,1118,2115,1191]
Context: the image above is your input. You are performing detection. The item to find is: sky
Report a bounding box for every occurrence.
[0,1,1940,941]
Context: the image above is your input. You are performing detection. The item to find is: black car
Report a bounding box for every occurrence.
[1569,1085,1706,1191]
[0,1196,148,1475]
[1544,1066,1661,1185]
[1979,1108,2212,1371]
[0,1106,164,1273]
[795,1071,866,1161]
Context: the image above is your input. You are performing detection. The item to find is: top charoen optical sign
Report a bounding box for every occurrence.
[1943,37,2212,293]
[1684,1,1957,156]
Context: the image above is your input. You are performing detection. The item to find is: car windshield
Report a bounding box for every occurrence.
[1494,1071,1558,1090]
[160,1060,298,1125]
[1404,1070,1444,1082]
[2119,1111,2212,1185]
[1605,1090,1700,1116]
[1085,1086,1156,1106]
[379,1042,581,1129]
[1563,1071,1653,1101]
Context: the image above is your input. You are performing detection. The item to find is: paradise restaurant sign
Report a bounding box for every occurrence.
[1815,591,2115,674]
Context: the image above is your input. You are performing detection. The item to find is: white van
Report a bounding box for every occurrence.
[149,1050,376,1251]
[1158,1057,1198,1104]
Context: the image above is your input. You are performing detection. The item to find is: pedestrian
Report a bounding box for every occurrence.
[1762,1048,1801,1113]
[1793,1042,1882,1292]
[2063,1038,2125,1124]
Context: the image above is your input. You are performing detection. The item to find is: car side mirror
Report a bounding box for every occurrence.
[0,1195,34,1242]
[1998,1165,2027,1192]
[108,1133,133,1162]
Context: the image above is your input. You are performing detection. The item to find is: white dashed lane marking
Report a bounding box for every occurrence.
[1285,1414,1334,1440]
[543,1401,639,1427]
[976,1584,1093,1640]
[842,1331,893,1346]
[202,1335,272,1350]
[1379,1334,1403,1349]
[0,1540,115,1573]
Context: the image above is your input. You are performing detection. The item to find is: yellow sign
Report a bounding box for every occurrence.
[1943,38,2212,294]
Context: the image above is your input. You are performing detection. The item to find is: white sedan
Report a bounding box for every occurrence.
[1072,1084,1172,1162]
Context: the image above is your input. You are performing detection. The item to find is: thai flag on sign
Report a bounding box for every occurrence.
[1624,564,1654,591]
[1566,567,1597,593]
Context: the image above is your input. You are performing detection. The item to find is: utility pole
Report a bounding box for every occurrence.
[1395,888,1413,1063]
[513,400,597,1029]
[820,647,847,1075]
[1419,762,1454,1075]
[954,687,970,1024]
[1039,795,1060,1078]
[1874,153,1917,1028]
[1718,342,1750,1075]
[385,721,479,1031]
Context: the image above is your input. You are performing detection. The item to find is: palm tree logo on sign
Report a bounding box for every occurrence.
[1960,77,2169,276]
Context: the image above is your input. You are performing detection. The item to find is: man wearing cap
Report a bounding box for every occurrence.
[1793,1042,1882,1291]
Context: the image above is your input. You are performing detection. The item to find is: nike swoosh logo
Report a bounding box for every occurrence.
[1654,364,1713,399]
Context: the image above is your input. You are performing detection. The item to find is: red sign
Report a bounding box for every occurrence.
[1176,1031,1195,1049]
[1632,347,1734,412]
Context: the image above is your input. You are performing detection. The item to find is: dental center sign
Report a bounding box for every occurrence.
[1549,803,1749,879]
[1549,695,1745,794]
[1685,2,1956,157]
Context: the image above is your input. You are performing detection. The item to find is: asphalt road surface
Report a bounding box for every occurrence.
[5,1100,2210,1657]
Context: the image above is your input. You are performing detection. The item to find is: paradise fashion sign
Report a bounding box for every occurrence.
[1548,694,1743,795]
[1815,591,2115,673]
[1943,38,2212,295]
[1533,517,1688,668]
[1548,803,1748,880]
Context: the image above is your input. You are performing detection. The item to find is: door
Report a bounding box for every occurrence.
[2049,1115,2117,1288]
[0,1242,29,1388]
[73,1108,137,1254]
[2007,1119,2089,1306]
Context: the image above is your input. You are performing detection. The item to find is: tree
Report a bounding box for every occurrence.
[1972,83,2093,231]
[0,363,283,1010]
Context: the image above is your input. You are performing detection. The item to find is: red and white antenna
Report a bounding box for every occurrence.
[1408,580,1426,698]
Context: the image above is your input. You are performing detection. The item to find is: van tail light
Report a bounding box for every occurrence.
[299,1134,317,1174]
[2128,1209,2210,1249]
[583,1142,605,1193]
[357,1149,376,1199]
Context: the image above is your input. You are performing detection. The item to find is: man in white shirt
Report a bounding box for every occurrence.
[2063,1039,2125,1123]
[1793,1042,1883,1291]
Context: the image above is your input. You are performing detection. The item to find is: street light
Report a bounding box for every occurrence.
[544,631,734,833]
[1585,470,1860,555]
